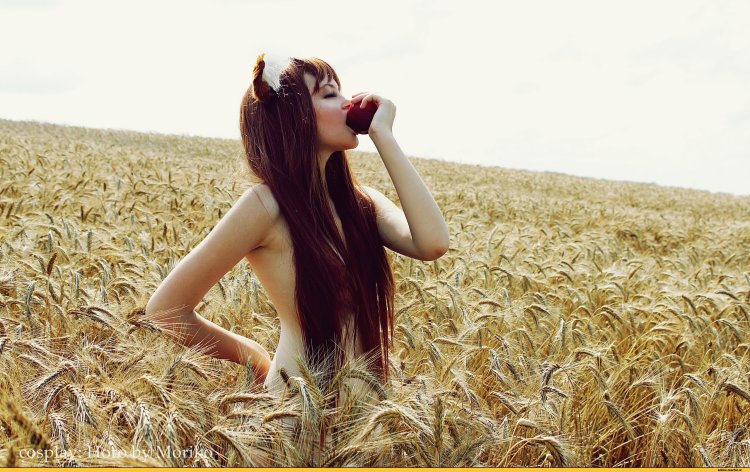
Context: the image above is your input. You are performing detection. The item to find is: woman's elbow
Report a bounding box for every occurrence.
[422,242,449,261]
[434,233,450,258]
[144,298,165,318]
[144,299,192,324]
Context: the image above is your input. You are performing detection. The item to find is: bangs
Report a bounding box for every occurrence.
[300,57,341,95]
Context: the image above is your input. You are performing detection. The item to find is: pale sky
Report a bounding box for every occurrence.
[2,0,748,196]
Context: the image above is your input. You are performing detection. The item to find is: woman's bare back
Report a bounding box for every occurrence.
[244,184,365,399]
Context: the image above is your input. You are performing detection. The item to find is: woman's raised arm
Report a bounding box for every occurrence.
[350,92,450,261]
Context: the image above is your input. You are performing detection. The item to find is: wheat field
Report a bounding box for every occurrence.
[1,117,750,467]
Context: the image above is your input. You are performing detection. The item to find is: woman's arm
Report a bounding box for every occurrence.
[145,184,276,387]
[155,308,271,388]
[370,129,449,259]
[350,92,449,260]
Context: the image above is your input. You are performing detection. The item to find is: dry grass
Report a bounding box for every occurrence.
[1,117,750,466]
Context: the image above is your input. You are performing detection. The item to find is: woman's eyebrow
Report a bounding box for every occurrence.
[320,83,340,92]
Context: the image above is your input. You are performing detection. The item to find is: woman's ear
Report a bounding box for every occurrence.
[252,54,275,104]
[252,53,293,103]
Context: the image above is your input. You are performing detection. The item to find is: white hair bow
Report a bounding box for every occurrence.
[261,53,293,93]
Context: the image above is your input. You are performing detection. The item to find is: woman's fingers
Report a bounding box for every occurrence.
[350,92,384,108]
[350,92,368,103]
[360,93,380,108]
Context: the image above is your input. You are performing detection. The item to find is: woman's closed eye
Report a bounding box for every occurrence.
[325,93,337,98]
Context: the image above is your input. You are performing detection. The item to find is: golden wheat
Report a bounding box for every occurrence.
[2,118,750,466]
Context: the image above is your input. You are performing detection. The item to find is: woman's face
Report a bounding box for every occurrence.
[305,73,358,155]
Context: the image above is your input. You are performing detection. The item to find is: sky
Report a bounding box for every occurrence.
[1,0,748,196]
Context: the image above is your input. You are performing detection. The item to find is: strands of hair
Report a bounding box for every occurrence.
[240,53,396,398]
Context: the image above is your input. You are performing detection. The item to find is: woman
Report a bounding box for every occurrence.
[145,52,449,423]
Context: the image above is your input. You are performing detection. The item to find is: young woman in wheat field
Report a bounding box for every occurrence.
[144,53,449,452]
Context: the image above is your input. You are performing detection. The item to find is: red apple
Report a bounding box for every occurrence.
[346,101,378,134]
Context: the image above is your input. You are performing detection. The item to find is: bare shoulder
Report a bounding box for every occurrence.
[360,184,376,195]
[245,183,280,221]
[359,184,435,260]
[360,184,395,216]
[359,184,380,204]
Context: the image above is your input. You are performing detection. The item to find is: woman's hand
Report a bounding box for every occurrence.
[350,92,396,137]
[244,338,271,389]
[251,351,271,389]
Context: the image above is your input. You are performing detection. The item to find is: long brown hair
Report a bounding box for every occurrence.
[239,54,395,392]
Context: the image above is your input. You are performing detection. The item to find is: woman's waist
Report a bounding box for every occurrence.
[264,354,376,403]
